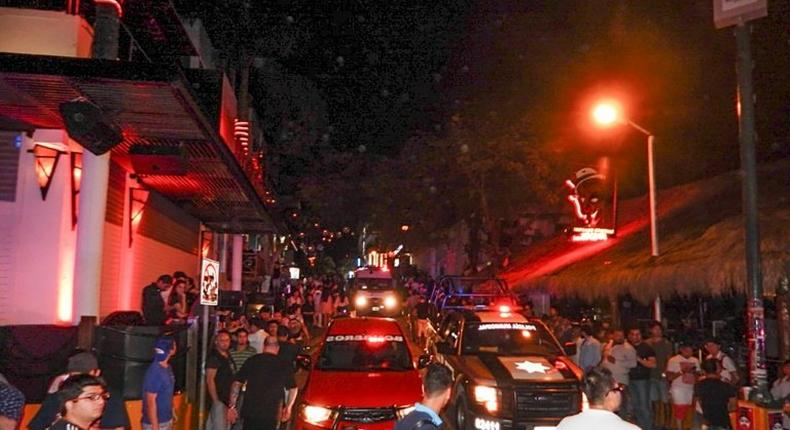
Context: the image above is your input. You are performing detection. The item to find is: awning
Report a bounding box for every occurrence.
[0,53,275,233]
[501,160,790,302]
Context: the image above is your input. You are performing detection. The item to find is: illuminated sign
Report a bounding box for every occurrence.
[514,360,551,374]
[477,323,536,331]
[565,162,618,241]
[570,227,614,242]
[326,335,404,342]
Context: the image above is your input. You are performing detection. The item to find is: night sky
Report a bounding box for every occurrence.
[193,0,789,200]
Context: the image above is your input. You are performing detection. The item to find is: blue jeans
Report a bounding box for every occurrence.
[207,400,229,430]
[630,379,653,430]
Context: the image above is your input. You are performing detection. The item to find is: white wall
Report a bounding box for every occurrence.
[0,129,200,325]
[0,8,93,58]
[0,131,75,325]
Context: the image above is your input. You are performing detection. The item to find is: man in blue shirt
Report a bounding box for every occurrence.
[394,363,452,430]
[142,338,176,430]
[577,325,603,373]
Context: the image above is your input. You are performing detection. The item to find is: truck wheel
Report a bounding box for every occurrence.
[454,395,468,430]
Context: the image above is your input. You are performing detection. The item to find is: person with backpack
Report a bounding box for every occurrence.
[393,363,453,430]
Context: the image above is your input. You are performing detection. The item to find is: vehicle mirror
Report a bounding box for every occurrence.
[296,354,312,370]
[563,342,577,357]
[417,353,432,369]
[436,341,455,355]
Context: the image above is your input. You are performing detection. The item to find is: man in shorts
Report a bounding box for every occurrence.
[666,343,699,430]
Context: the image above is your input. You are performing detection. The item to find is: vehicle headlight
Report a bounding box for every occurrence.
[395,405,416,419]
[355,296,368,307]
[473,385,499,412]
[384,295,397,309]
[301,405,334,426]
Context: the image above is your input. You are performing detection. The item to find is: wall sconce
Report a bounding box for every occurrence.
[70,152,82,229]
[200,230,214,258]
[28,144,66,200]
[129,187,150,246]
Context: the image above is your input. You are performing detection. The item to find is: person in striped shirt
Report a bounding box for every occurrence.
[230,329,257,369]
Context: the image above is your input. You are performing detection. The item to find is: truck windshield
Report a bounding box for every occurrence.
[355,279,394,291]
[317,335,412,371]
[462,322,563,356]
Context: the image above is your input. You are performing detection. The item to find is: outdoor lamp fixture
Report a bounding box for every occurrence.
[28,144,66,200]
[128,187,150,246]
[70,152,83,228]
[591,100,659,257]
[200,230,214,258]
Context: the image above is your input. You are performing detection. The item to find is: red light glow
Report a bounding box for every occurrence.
[554,360,569,371]
[498,305,511,313]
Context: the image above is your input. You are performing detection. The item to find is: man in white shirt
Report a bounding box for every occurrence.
[703,338,739,385]
[665,343,700,430]
[247,319,268,353]
[602,329,638,386]
[556,366,640,430]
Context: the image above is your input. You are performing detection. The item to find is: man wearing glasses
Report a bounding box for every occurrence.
[556,366,640,430]
[48,374,109,430]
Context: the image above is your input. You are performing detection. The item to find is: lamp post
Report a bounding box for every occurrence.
[592,101,662,320]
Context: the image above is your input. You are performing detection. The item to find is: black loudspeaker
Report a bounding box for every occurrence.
[93,326,187,400]
[59,97,123,155]
[129,145,188,176]
[101,311,145,326]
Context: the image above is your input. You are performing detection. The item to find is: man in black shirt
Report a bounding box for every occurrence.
[627,327,657,430]
[276,325,299,370]
[206,330,236,430]
[228,336,297,430]
[695,358,737,430]
[142,275,172,326]
[47,374,108,430]
[29,352,129,430]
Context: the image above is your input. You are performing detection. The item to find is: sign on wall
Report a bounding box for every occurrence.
[200,257,220,306]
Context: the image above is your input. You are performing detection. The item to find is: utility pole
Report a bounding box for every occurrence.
[735,22,766,389]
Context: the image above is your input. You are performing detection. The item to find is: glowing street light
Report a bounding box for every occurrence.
[591,99,662,320]
[591,101,622,127]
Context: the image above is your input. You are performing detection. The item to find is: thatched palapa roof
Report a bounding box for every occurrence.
[501,160,790,303]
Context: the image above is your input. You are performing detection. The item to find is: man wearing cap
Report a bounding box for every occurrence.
[142,338,176,430]
[29,352,129,430]
[143,275,173,326]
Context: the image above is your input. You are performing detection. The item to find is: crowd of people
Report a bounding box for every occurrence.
[543,306,790,430]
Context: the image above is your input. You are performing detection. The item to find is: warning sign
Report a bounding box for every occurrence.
[200,258,220,306]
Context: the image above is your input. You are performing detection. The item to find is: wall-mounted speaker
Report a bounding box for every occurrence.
[59,97,123,155]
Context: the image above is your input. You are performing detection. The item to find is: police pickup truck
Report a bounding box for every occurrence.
[427,310,584,430]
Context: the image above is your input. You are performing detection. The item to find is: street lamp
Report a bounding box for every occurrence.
[592,101,661,322]
[591,101,659,258]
